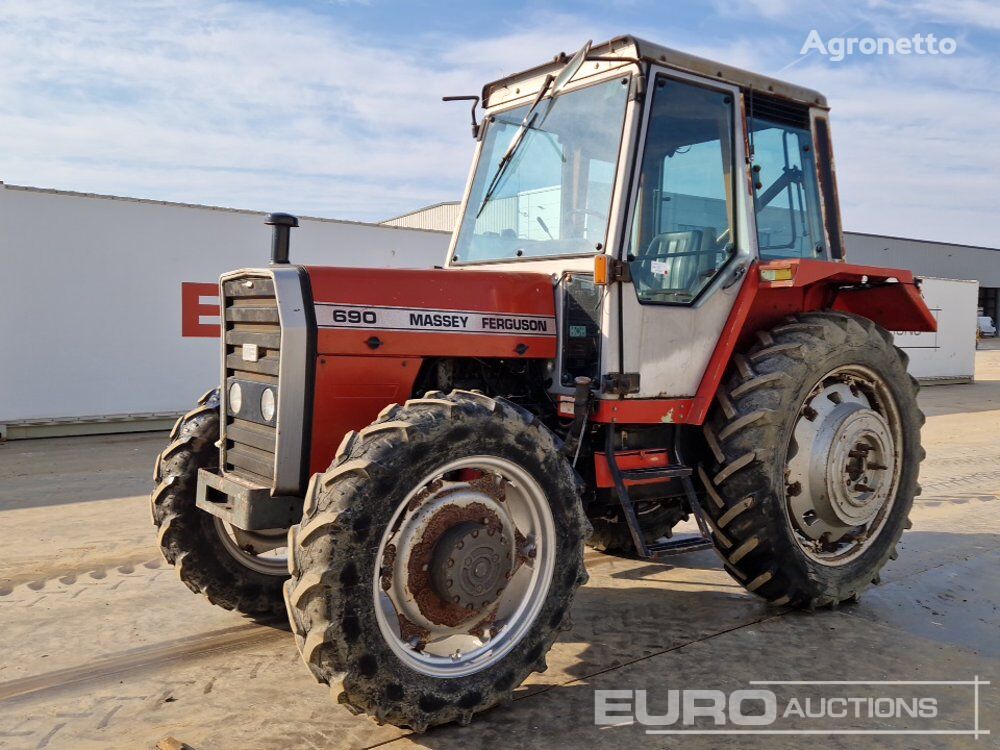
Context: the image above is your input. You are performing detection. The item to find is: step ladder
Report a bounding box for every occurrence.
[603,425,715,560]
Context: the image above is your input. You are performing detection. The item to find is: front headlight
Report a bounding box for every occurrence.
[260,387,276,422]
[228,382,243,414]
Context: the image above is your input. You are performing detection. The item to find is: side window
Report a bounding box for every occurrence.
[629,76,736,304]
[749,117,827,260]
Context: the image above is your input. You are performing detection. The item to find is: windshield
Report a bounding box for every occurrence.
[452,77,630,263]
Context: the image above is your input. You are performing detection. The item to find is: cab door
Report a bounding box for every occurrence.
[618,69,754,399]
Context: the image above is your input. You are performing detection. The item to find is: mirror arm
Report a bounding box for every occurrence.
[442,95,481,138]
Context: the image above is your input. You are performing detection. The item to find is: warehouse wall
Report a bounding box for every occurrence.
[3,186,988,434]
[381,201,462,231]
[0,185,450,428]
[845,232,1000,287]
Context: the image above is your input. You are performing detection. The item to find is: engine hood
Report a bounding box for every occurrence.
[305,266,557,359]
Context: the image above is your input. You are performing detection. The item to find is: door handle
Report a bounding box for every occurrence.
[722,259,749,289]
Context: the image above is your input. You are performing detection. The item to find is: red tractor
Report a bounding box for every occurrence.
[152,36,935,730]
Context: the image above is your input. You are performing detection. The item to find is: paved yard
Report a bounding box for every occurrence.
[1,352,997,749]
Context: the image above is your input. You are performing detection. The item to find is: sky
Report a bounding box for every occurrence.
[0,0,998,246]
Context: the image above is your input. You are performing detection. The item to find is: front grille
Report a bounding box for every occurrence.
[222,274,279,485]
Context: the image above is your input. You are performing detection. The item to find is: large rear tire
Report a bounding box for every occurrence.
[699,312,924,608]
[283,390,590,730]
[151,390,288,616]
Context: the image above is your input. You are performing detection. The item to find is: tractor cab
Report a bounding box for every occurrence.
[449,36,845,400]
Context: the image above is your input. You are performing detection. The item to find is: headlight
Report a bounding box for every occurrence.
[260,388,276,422]
[228,382,242,414]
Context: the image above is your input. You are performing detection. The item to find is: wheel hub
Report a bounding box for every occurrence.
[431,521,514,612]
[810,404,895,528]
[387,483,517,631]
[373,456,556,678]
[785,369,900,562]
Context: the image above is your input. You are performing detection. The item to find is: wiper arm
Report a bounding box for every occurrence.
[473,39,593,221]
[475,74,554,219]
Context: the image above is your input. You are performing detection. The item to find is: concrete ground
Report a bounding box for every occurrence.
[1,352,998,750]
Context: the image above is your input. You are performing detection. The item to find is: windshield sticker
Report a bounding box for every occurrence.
[315,303,556,337]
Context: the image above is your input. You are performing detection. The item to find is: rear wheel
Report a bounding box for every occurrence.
[699,313,924,608]
[283,390,590,730]
[151,390,288,616]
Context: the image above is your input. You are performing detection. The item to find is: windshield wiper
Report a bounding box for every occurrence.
[474,39,592,220]
[475,74,554,219]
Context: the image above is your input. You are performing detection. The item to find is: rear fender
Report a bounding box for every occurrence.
[604,259,936,426]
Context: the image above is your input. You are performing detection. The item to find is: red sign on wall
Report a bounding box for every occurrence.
[181,282,221,337]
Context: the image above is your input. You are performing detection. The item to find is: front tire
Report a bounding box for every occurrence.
[151,390,288,616]
[283,390,590,730]
[699,313,924,608]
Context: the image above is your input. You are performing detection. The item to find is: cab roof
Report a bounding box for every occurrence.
[482,35,828,110]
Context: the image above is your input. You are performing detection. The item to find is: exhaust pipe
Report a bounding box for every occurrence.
[266,212,299,264]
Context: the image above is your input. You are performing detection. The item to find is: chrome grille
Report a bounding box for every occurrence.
[222,274,279,485]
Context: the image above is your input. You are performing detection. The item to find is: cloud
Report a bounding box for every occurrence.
[0,1,996,247]
[867,0,1000,32]
[0,2,598,220]
[780,49,1000,245]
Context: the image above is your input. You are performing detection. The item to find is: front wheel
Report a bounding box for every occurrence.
[283,390,590,730]
[699,312,924,608]
[151,390,288,616]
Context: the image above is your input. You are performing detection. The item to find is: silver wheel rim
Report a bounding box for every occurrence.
[784,365,902,566]
[373,455,556,678]
[213,517,288,575]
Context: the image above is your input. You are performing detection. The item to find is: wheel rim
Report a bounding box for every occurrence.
[373,455,556,678]
[213,517,289,575]
[784,365,903,565]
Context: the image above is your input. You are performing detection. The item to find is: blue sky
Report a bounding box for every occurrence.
[1,0,998,245]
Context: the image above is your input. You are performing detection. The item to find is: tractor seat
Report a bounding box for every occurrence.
[631,228,720,297]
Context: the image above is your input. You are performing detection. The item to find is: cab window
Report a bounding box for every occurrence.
[628,76,736,304]
[749,117,827,259]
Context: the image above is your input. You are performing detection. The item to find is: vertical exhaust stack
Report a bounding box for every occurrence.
[266,212,299,264]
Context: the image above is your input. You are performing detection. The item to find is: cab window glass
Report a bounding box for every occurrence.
[750,118,827,259]
[628,76,736,304]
